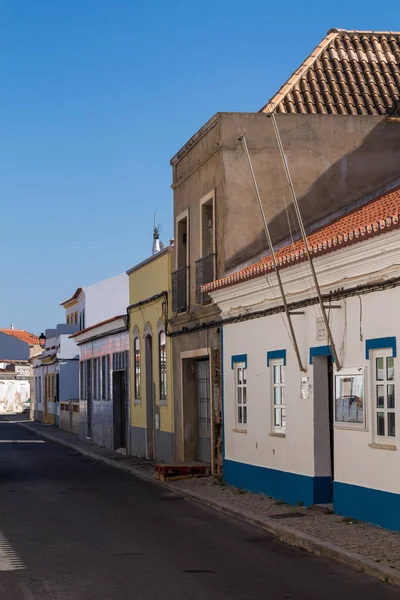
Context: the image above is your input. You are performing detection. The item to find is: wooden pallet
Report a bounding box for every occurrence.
[154,464,209,480]
[155,473,193,482]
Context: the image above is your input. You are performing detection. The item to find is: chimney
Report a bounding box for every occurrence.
[10,322,14,330]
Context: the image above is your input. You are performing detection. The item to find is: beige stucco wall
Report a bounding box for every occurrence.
[171,112,400,279]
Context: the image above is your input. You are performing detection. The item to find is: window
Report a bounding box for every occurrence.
[271,360,285,432]
[373,352,395,438]
[134,337,141,401]
[159,331,167,403]
[235,362,247,429]
[101,355,110,400]
[85,360,92,401]
[80,362,86,400]
[172,211,189,313]
[113,351,128,371]
[335,370,365,427]
[93,358,100,399]
[201,197,214,258]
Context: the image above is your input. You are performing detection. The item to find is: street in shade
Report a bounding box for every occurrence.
[0,416,397,600]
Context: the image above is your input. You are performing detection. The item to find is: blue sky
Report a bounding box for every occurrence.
[0,1,395,334]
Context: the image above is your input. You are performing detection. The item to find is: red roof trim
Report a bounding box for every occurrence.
[203,187,400,293]
[69,315,126,338]
[60,287,83,307]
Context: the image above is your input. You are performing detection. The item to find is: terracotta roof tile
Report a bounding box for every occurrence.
[261,29,400,116]
[203,186,400,293]
[0,329,39,345]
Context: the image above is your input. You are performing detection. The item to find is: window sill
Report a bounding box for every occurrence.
[134,399,141,405]
[368,442,396,451]
[159,400,168,407]
[232,428,247,434]
[269,432,286,438]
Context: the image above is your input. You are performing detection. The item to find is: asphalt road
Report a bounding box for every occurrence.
[0,418,397,600]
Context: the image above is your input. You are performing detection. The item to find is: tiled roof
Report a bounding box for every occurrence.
[0,329,39,345]
[261,29,400,116]
[203,186,400,293]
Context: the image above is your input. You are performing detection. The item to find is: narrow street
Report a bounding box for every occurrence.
[0,418,397,600]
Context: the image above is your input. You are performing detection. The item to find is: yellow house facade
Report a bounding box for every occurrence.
[127,244,174,462]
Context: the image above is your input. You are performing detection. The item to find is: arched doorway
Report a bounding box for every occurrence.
[145,334,154,459]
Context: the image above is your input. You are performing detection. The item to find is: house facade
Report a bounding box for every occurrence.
[0,329,39,413]
[127,242,174,462]
[32,324,79,425]
[0,361,31,413]
[60,273,129,331]
[72,316,130,453]
[169,28,400,475]
[205,184,400,530]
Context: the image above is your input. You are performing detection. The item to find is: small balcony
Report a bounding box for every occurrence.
[172,266,189,314]
[195,254,216,304]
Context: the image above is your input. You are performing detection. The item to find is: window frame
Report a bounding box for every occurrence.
[234,361,247,430]
[134,336,141,404]
[80,361,86,400]
[93,357,101,400]
[270,358,286,434]
[159,330,167,405]
[101,355,110,400]
[334,367,366,430]
[372,350,396,441]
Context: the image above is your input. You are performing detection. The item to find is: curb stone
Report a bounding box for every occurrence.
[16,421,400,586]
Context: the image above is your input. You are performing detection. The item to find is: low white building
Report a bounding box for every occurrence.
[33,324,79,426]
[0,361,31,413]
[204,184,400,530]
[71,316,130,454]
[60,273,129,331]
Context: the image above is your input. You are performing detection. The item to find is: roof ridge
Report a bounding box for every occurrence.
[329,28,400,35]
[260,29,340,114]
[260,28,400,115]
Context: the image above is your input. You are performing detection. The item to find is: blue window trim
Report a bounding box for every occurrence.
[231,354,247,369]
[309,345,334,364]
[365,337,397,359]
[267,349,287,366]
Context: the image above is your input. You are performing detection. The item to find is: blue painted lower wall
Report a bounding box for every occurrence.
[223,459,331,506]
[334,481,400,531]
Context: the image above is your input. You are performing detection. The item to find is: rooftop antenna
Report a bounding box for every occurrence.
[266,108,341,370]
[238,127,305,372]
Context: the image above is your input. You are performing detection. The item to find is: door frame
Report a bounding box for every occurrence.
[196,357,212,464]
[180,348,213,472]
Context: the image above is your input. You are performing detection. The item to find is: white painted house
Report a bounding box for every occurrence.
[60,273,129,330]
[33,324,80,426]
[204,184,400,531]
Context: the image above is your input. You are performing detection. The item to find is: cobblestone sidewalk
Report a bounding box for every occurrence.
[13,418,400,585]
[173,476,400,570]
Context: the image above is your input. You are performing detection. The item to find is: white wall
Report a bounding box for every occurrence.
[83,273,129,328]
[223,313,315,478]
[215,228,400,496]
[0,378,30,412]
